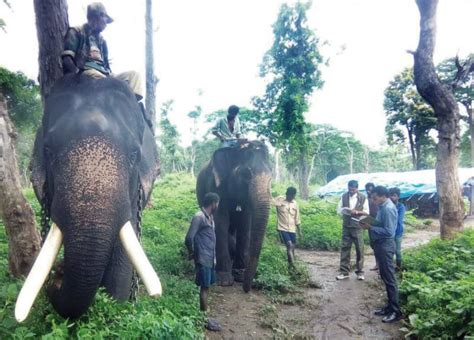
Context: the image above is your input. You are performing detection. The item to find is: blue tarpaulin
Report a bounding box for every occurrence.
[315,168,474,199]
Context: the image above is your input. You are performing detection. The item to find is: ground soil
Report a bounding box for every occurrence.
[206,219,473,339]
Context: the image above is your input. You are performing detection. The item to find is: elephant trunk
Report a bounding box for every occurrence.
[243,173,271,292]
[49,225,115,319]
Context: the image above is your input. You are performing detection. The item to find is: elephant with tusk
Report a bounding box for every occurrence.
[15,74,161,322]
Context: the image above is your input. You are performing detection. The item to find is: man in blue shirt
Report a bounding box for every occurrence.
[185,192,221,331]
[360,186,402,323]
[389,187,405,271]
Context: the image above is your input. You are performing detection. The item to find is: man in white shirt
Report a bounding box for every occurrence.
[336,180,369,280]
[273,187,301,267]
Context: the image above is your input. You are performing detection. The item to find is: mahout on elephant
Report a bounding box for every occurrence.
[15,74,161,321]
[196,141,272,292]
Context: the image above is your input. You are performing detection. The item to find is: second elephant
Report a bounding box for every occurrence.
[196,141,272,292]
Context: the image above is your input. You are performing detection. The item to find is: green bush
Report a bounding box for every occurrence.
[400,230,474,338]
[254,241,309,293]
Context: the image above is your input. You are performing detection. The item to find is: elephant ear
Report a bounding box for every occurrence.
[138,125,160,203]
[30,126,46,203]
[211,147,238,188]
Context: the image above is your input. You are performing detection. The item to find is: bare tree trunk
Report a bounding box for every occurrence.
[190,144,196,178]
[470,184,474,216]
[406,126,417,170]
[145,0,158,129]
[33,0,69,101]
[274,149,281,182]
[466,104,474,167]
[0,95,41,277]
[344,138,354,174]
[415,138,422,170]
[307,153,316,185]
[363,146,370,172]
[413,0,464,239]
[297,155,309,200]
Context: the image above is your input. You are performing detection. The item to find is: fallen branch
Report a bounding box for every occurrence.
[337,323,357,335]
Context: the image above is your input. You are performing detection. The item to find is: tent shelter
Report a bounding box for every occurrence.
[315,168,474,217]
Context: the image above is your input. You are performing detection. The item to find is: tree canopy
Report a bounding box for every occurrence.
[253,1,324,198]
[384,67,437,170]
[0,67,42,131]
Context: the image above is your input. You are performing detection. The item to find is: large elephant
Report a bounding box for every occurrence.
[16,74,160,321]
[196,141,272,292]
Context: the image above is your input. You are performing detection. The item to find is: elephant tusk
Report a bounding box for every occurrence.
[119,221,162,297]
[15,223,63,323]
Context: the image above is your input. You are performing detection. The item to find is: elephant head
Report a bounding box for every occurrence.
[197,141,272,292]
[16,75,160,321]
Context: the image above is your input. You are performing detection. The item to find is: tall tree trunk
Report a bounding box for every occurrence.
[274,149,281,182]
[0,95,41,277]
[413,0,464,239]
[190,145,196,178]
[145,0,158,129]
[364,146,370,172]
[33,0,69,101]
[415,138,422,170]
[466,103,474,167]
[307,153,316,185]
[344,138,354,174]
[297,155,309,200]
[406,126,417,170]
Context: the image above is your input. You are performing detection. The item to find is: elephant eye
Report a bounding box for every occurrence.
[129,149,140,166]
[44,146,56,162]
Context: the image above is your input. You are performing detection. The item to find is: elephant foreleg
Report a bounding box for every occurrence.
[215,205,233,286]
[232,209,251,282]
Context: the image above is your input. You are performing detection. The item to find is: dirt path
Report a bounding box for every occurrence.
[207,228,440,339]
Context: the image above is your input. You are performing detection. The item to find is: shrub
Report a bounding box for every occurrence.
[400,230,474,338]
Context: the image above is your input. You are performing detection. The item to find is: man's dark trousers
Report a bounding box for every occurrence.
[339,227,364,274]
[373,238,400,315]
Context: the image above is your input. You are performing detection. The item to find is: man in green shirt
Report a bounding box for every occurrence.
[211,105,242,147]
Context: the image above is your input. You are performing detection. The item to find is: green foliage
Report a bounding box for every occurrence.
[191,138,219,174]
[437,55,474,167]
[460,129,472,167]
[384,67,437,170]
[255,241,309,292]
[0,67,42,131]
[311,125,367,183]
[253,1,324,196]
[296,199,343,250]
[157,101,189,174]
[0,67,42,183]
[254,1,324,148]
[436,55,474,110]
[400,230,474,338]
